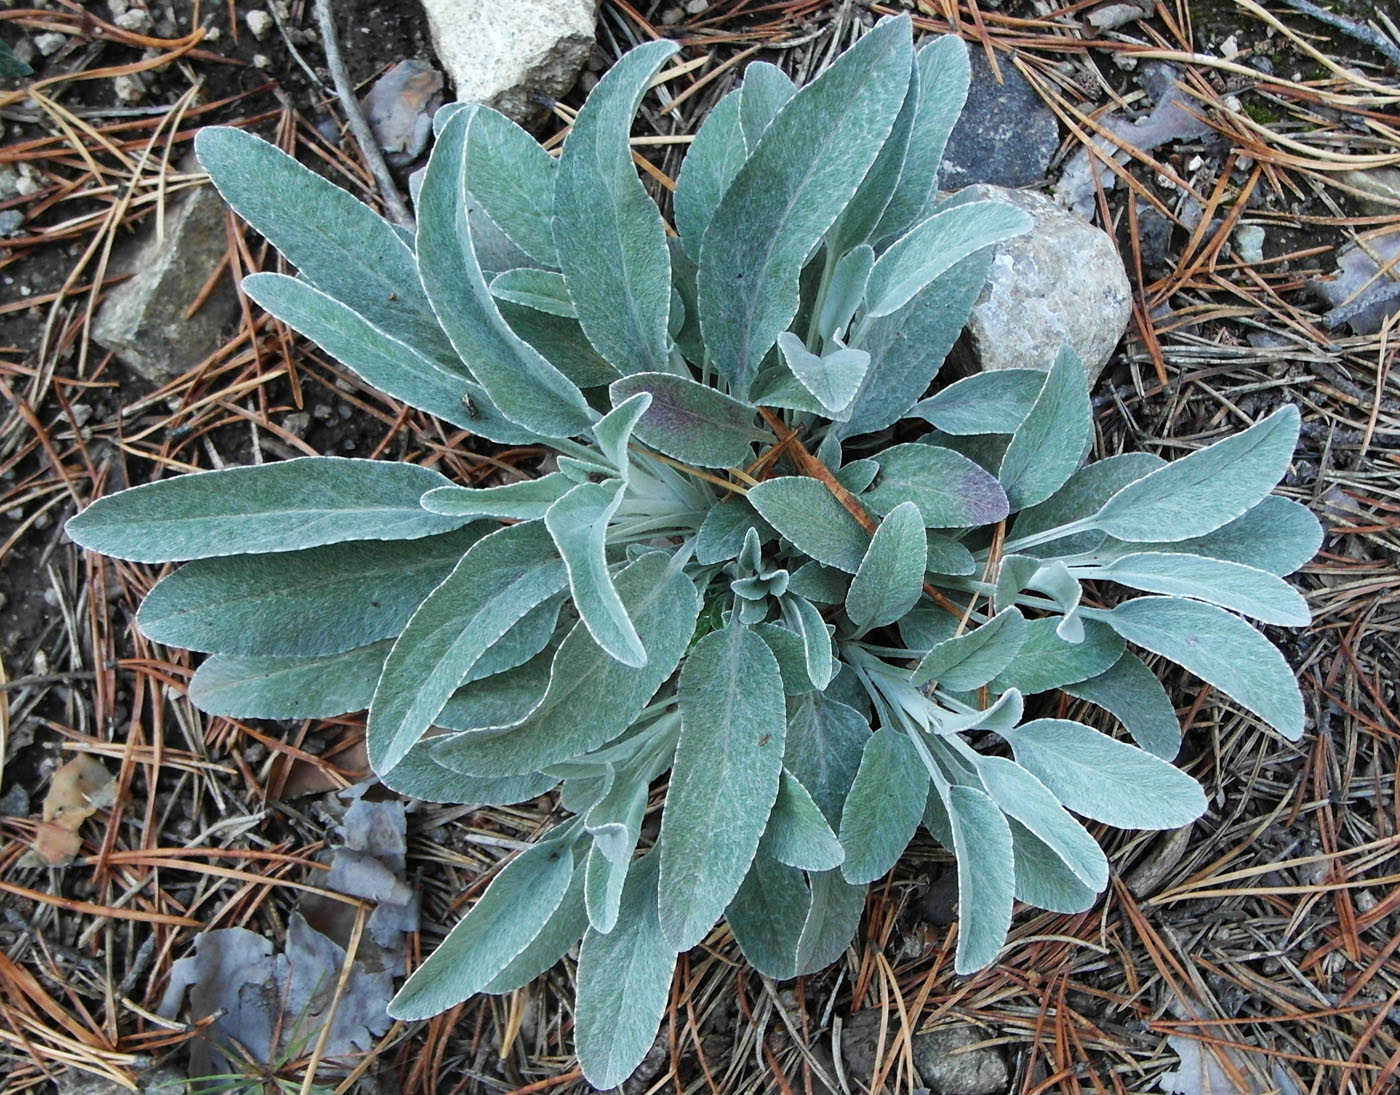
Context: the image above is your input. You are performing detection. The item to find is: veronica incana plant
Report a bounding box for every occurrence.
[66,16,1319,1087]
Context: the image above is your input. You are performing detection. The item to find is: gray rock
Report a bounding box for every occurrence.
[953,184,1132,381]
[839,1008,886,1083]
[91,181,240,383]
[911,1023,1008,1095]
[939,50,1059,190]
[419,0,599,125]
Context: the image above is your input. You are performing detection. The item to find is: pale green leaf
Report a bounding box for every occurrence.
[1092,405,1301,541]
[1008,819,1099,914]
[187,642,390,719]
[912,368,1042,435]
[416,107,596,438]
[865,200,1031,318]
[912,606,1026,691]
[461,106,560,267]
[584,844,628,934]
[382,743,557,806]
[781,595,835,691]
[776,333,870,416]
[1095,552,1310,626]
[698,17,913,397]
[66,458,469,564]
[555,40,677,376]
[817,244,875,343]
[989,618,1123,695]
[794,868,867,974]
[610,372,765,468]
[420,472,575,520]
[592,392,653,476]
[367,522,567,773]
[434,646,555,734]
[998,346,1092,511]
[674,89,745,261]
[483,862,589,993]
[489,268,575,317]
[767,769,845,871]
[738,62,796,149]
[1063,652,1181,760]
[944,784,1015,973]
[754,622,817,694]
[545,481,646,667]
[1007,719,1208,828]
[659,621,786,950]
[695,498,775,564]
[429,553,701,775]
[496,300,622,388]
[726,848,808,981]
[861,443,1010,527]
[1009,451,1164,557]
[747,477,869,572]
[838,729,929,884]
[390,837,575,1020]
[575,853,677,1090]
[846,501,926,632]
[974,756,1107,888]
[1095,596,1305,740]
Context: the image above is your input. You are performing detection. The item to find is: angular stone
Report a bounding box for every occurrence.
[952,184,1132,382]
[92,182,240,384]
[939,50,1059,190]
[418,0,599,126]
[912,1023,1009,1095]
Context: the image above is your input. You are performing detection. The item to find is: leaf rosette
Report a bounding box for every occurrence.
[65,16,1320,1089]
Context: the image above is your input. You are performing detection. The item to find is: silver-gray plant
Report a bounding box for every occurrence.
[66,16,1319,1087]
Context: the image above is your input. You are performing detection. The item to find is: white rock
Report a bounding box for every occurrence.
[115,7,154,34]
[113,74,146,104]
[418,0,599,125]
[246,10,274,40]
[35,32,68,56]
[954,184,1132,382]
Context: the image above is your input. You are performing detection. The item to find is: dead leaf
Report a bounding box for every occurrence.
[1311,228,1400,334]
[31,755,115,865]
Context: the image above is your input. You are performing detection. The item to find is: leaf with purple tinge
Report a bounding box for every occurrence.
[610,372,767,468]
[861,443,1010,528]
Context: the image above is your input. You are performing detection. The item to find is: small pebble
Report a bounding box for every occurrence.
[660,7,683,25]
[246,10,274,40]
[115,7,153,34]
[685,0,709,11]
[252,53,272,69]
[34,32,68,56]
[113,74,145,104]
[1235,224,1265,265]
[0,210,24,237]
[1219,34,1240,60]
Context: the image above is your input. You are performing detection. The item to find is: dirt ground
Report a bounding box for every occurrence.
[1,0,1398,1092]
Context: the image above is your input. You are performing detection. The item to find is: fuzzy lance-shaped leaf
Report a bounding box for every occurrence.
[934,688,1024,737]
[872,34,970,242]
[787,561,850,604]
[67,459,470,564]
[194,127,456,362]
[659,621,786,950]
[483,862,589,993]
[1009,452,1165,557]
[380,745,558,806]
[1007,719,1207,829]
[545,481,646,667]
[417,107,596,438]
[839,249,992,438]
[990,618,1123,695]
[1101,495,1322,577]
[794,868,868,975]
[781,693,868,827]
[592,392,653,477]
[695,498,776,564]
[725,849,809,981]
[738,62,797,149]
[610,372,766,468]
[998,346,1092,512]
[825,53,917,255]
[839,729,929,884]
[431,553,700,776]
[1063,652,1181,761]
[674,89,745,261]
[367,522,568,773]
[462,106,559,267]
[1095,553,1310,626]
[755,623,816,694]
[435,647,556,734]
[698,17,913,397]
[420,472,576,520]
[846,501,926,633]
[554,40,677,376]
[780,595,835,691]
[1008,820,1099,914]
[497,301,622,389]
[817,244,875,342]
[187,642,390,719]
[390,836,575,1020]
[585,844,628,935]
[864,200,1031,318]
[767,769,845,871]
[459,595,562,684]
[944,784,1015,972]
[913,607,1026,691]
[488,268,575,317]
[925,534,977,576]
[748,477,869,572]
[861,443,1010,528]
[776,333,870,416]
[1094,596,1305,740]
[975,756,1107,889]
[993,554,1040,614]
[1091,405,1301,541]
[138,527,483,657]
[575,853,677,1090]
[913,369,1042,435]
[242,274,532,445]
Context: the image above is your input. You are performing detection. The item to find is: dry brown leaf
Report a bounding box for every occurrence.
[31,755,116,866]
